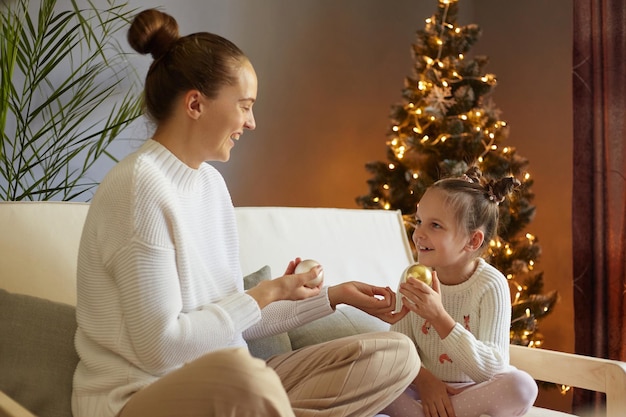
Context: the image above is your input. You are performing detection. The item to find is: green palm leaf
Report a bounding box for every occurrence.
[0,0,142,201]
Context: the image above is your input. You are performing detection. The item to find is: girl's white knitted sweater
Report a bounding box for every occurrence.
[72,140,333,417]
[391,258,512,384]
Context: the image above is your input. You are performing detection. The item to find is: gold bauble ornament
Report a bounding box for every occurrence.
[402,263,433,286]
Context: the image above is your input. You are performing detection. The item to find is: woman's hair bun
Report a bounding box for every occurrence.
[127,9,180,60]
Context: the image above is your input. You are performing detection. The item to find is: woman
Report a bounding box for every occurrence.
[72,8,419,417]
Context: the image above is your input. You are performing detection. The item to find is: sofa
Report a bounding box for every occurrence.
[0,201,625,417]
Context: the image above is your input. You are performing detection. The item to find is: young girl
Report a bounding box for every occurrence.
[382,167,538,417]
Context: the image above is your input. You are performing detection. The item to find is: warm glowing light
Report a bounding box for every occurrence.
[408,102,415,108]
[383,184,389,190]
[388,164,395,169]
[524,173,531,180]
[503,147,510,153]
[459,53,464,59]
[442,80,449,87]
[412,173,419,179]
[392,126,399,132]
[383,202,391,210]
[491,145,497,150]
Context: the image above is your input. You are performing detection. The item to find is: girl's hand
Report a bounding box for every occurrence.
[415,367,457,417]
[327,281,409,324]
[246,258,323,309]
[400,271,455,337]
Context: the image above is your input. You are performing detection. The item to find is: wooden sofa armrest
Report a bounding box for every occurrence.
[510,345,626,417]
[0,392,35,417]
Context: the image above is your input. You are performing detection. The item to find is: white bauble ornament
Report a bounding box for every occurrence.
[295,259,324,288]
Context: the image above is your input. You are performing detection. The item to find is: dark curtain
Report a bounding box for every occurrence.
[572,0,626,413]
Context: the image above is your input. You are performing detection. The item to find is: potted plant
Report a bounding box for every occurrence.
[0,0,142,201]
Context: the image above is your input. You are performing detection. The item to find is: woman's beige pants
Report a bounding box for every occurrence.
[119,331,419,417]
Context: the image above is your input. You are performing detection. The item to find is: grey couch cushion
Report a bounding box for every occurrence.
[0,288,77,417]
[243,265,294,359]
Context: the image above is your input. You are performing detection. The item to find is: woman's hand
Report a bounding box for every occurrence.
[400,271,455,338]
[246,258,323,309]
[327,281,409,324]
[414,367,460,417]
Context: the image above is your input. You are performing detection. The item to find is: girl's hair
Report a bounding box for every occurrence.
[431,166,520,248]
[127,9,248,122]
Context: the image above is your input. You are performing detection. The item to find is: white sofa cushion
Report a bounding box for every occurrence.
[0,203,415,306]
[235,206,414,290]
[0,201,89,306]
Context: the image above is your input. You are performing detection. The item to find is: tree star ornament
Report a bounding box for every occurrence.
[294,259,324,288]
[424,85,456,115]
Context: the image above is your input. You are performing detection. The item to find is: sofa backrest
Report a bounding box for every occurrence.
[235,206,414,290]
[0,202,414,306]
[0,202,89,305]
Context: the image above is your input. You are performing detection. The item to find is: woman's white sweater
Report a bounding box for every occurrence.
[72,140,332,417]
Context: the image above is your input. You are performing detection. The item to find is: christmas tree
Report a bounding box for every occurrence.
[356,0,557,347]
